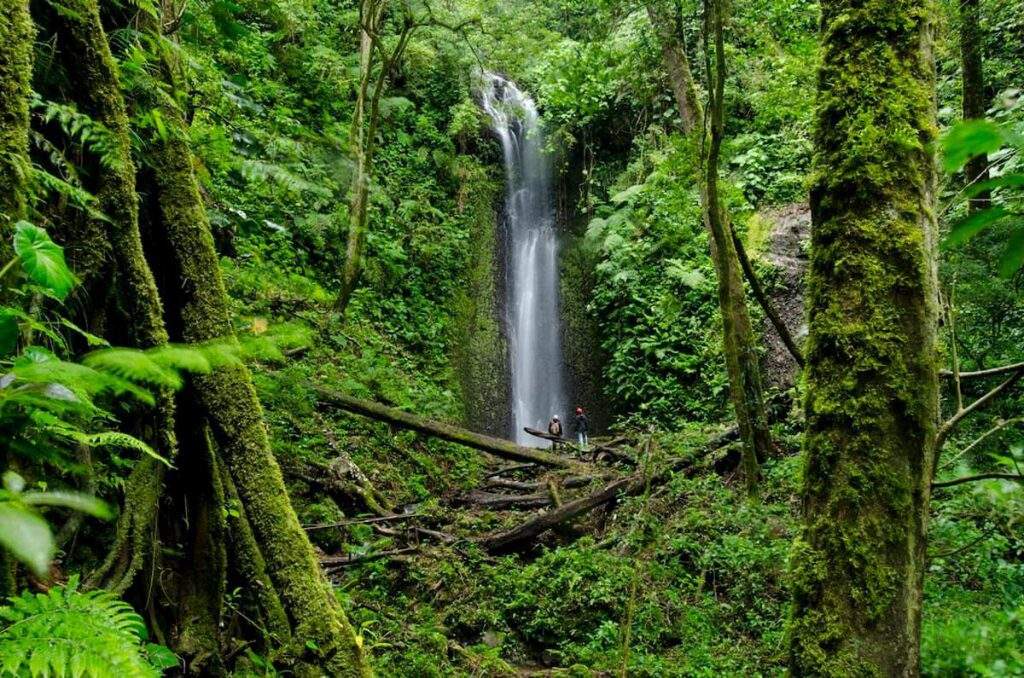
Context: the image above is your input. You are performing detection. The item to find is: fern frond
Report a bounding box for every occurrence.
[33,98,126,172]
[0,576,173,677]
[81,348,184,390]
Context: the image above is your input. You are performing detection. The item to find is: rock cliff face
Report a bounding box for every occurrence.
[555,147,612,435]
[757,203,810,390]
[451,169,511,438]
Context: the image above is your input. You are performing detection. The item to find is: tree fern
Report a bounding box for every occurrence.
[0,576,177,677]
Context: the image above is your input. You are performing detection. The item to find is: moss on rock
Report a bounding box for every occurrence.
[450,159,509,436]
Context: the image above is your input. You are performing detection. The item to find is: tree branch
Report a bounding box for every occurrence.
[941,361,1024,380]
[937,370,1024,450]
[932,473,1024,489]
[314,387,577,468]
[729,224,804,367]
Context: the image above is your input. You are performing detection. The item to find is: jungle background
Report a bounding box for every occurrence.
[0,0,1022,675]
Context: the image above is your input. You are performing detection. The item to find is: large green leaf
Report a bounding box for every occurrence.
[12,222,77,301]
[997,228,1024,278]
[21,491,114,519]
[943,207,1010,249]
[0,503,54,576]
[942,120,1009,172]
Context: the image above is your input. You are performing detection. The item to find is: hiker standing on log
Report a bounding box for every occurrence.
[574,407,590,449]
[548,415,564,450]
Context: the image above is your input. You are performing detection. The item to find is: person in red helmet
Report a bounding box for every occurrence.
[573,407,589,449]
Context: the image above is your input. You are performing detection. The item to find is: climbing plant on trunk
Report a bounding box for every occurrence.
[787,0,940,673]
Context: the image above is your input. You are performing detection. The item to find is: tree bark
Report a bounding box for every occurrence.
[960,0,989,210]
[787,0,940,672]
[0,0,33,256]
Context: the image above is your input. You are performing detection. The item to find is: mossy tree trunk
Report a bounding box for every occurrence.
[787,0,940,673]
[0,0,33,595]
[960,0,990,210]
[43,0,179,606]
[0,0,33,255]
[646,0,771,491]
[141,33,370,675]
[48,0,170,352]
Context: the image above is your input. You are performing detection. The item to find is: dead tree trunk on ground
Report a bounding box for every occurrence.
[315,388,576,468]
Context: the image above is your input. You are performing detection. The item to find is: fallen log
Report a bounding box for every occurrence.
[524,427,635,463]
[482,475,601,493]
[478,476,638,552]
[316,388,575,468]
[321,547,418,568]
[304,513,416,532]
[487,463,536,478]
[478,430,738,552]
[459,490,552,510]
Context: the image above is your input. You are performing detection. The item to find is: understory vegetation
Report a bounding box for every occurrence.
[1,0,1023,675]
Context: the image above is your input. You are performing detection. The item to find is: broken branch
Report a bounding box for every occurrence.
[937,370,1024,451]
[941,361,1024,380]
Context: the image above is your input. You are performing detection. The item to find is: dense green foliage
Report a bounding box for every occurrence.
[0,577,176,676]
[1,0,1023,673]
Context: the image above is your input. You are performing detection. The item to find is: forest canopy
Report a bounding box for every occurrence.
[0,0,1022,675]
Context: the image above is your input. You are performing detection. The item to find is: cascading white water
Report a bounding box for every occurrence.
[479,73,568,446]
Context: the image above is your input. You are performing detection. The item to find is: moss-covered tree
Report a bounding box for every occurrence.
[787,0,940,673]
[139,21,370,674]
[0,0,34,597]
[0,0,32,240]
[645,0,772,493]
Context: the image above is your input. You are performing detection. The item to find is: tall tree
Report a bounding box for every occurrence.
[139,19,371,674]
[787,0,940,672]
[645,0,771,493]
[335,0,413,314]
[0,0,33,252]
[960,0,990,210]
[0,0,34,597]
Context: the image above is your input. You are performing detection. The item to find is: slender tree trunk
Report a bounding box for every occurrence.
[335,0,387,314]
[960,0,989,210]
[646,1,771,490]
[142,46,370,675]
[0,0,33,262]
[787,0,940,673]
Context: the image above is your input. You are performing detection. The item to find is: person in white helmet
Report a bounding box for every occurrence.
[547,415,563,438]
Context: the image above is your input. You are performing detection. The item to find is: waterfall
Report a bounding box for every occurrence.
[479,73,568,446]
